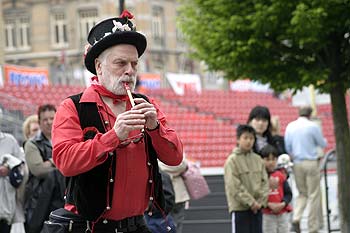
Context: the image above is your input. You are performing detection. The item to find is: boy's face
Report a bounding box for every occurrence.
[237,132,255,152]
[264,154,277,172]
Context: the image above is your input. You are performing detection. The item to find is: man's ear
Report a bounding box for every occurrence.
[95,59,102,75]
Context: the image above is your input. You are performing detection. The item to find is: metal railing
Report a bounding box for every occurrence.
[320,149,339,233]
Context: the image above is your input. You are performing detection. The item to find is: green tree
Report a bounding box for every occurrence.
[178,0,350,231]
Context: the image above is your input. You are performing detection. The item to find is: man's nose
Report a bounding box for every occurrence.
[124,62,135,76]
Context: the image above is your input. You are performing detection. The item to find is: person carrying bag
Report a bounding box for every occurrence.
[181,161,210,200]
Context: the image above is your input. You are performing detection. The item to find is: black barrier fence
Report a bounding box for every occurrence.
[320,149,340,233]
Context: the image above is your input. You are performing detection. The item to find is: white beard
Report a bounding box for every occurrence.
[100,69,136,95]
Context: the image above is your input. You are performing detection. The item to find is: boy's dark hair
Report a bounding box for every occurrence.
[38,104,56,121]
[260,144,278,158]
[236,124,256,139]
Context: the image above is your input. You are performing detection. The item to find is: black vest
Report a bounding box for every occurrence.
[31,132,52,161]
[66,93,165,221]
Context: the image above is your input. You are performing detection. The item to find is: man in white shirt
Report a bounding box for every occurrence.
[284,106,327,233]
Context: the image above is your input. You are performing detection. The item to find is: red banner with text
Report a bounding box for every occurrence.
[4,64,50,87]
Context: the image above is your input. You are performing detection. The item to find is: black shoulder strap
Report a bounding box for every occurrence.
[69,93,105,133]
[65,93,116,220]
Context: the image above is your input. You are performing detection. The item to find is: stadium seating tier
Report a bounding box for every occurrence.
[0,85,342,168]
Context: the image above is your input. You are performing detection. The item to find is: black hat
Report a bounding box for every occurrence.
[9,164,24,188]
[84,10,147,74]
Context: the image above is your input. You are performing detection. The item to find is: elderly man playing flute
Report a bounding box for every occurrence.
[50,10,183,233]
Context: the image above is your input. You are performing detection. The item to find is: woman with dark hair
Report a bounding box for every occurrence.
[247,105,292,224]
[247,105,286,155]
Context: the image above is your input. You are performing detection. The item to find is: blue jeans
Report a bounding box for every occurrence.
[144,213,176,233]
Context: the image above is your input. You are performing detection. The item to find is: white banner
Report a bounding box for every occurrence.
[166,73,201,96]
[230,79,272,93]
[0,65,3,87]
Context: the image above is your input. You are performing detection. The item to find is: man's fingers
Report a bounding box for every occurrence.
[120,124,145,131]
[120,109,144,117]
[132,99,154,109]
[133,98,147,104]
[120,118,146,126]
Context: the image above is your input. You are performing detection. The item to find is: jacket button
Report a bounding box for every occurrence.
[103,219,108,224]
[147,162,151,166]
[149,196,154,201]
[149,180,153,183]
[110,178,114,183]
[104,121,109,125]
[106,206,111,210]
[108,152,113,156]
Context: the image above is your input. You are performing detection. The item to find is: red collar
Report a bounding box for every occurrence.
[91,84,129,104]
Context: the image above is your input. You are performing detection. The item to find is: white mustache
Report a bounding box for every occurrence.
[119,75,135,84]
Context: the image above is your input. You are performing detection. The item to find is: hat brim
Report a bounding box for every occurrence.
[84,31,147,74]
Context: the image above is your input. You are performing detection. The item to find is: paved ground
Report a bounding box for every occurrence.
[290,173,340,233]
[11,170,340,233]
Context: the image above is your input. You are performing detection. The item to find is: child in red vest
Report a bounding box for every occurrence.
[261,144,292,233]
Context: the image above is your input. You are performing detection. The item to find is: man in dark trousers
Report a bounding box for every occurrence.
[51,10,183,233]
[24,104,65,233]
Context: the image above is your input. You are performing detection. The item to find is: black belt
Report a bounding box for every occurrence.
[93,215,144,232]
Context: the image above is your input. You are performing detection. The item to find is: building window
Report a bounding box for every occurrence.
[4,16,31,52]
[18,17,30,49]
[151,6,164,45]
[79,9,98,43]
[4,19,15,51]
[51,12,68,48]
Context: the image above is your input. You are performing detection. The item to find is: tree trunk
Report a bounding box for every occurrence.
[329,82,350,233]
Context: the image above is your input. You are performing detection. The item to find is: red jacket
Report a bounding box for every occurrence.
[52,86,183,220]
[263,170,292,215]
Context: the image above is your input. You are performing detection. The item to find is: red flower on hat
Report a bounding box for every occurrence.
[84,44,91,56]
[120,10,134,19]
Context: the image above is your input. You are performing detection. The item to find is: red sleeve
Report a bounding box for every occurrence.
[146,98,183,166]
[52,98,120,176]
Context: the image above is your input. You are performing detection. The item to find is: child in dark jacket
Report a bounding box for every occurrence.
[261,144,292,233]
